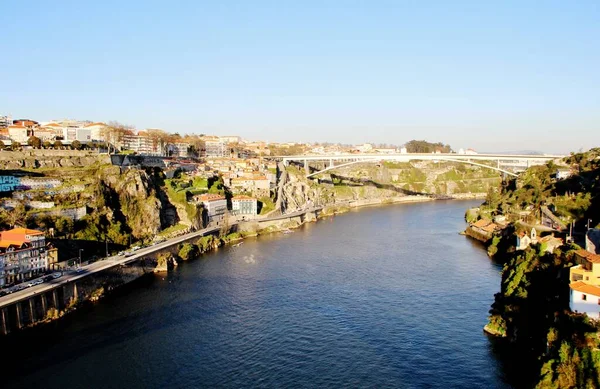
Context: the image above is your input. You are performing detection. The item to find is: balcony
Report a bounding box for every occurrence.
[570,265,599,285]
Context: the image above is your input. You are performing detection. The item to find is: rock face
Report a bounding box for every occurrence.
[102,169,162,239]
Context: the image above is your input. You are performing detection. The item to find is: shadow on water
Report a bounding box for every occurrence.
[0,274,189,379]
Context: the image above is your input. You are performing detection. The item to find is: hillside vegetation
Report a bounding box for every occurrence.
[474,148,600,388]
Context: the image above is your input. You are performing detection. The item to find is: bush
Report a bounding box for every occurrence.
[178,243,198,261]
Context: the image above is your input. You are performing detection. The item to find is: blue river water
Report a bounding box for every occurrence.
[3,200,515,388]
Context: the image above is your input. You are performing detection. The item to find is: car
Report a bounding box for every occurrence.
[75,268,84,273]
[26,282,35,287]
[52,272,62,279]
[124,252,133,257]
[131,246,141,251]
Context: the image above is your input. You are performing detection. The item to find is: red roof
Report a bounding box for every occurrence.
[570,281,600,296]
[197,194,225,202]
[575,249,600,264]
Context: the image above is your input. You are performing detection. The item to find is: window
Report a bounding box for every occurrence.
[582,294,587,301]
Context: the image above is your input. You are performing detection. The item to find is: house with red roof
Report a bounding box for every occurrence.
[569,249,600,319]
[0,228,50,286]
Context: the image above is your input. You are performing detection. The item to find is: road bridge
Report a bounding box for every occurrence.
[279,153,564,178]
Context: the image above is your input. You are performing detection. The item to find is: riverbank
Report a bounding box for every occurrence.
[0,194,485,336]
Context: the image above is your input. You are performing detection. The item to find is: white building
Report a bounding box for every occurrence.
[196,194,227,225]
[84,122,107,142]
[569,250,600,320]
[7,126,30,143]
[570,282,600,319]
[205,139,226,158]
[231,196,258,216]
[220,135,241,144]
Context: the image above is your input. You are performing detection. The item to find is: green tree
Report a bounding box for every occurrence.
[53,140,63,149]
[55,217,74,237]
[6,203,26,227]
[27,136,42,149]
[42,141,52,149]
[178,243,198,261]
[0,140,4,149]
[11,141,21,151]
[71,140,82,150]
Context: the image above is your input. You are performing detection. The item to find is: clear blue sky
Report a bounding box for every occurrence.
[1,1,598,153]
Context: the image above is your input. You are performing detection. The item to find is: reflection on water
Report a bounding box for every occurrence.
[3,200,518,388]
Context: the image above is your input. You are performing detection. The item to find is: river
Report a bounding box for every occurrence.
[3,200,515,388]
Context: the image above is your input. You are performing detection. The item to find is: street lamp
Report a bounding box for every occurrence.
[78,249,83,268]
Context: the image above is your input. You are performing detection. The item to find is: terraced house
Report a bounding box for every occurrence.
[0,228,49,287]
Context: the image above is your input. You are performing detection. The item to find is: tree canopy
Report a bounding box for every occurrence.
[404,140,452,153]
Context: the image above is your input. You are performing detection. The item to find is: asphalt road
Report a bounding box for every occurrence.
[0,207,321,308]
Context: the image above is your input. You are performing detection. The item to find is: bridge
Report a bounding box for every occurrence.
[279,153,565,178]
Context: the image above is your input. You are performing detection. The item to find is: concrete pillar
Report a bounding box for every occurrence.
[41,293,47,314]
[73,282,78,303]
[497,159,500,169]
[329,159,334,168]
[304,159,309,175]
[52,289,59,309]
[1,308,8,335]
[15,303,23,329]
[29,298,35,323]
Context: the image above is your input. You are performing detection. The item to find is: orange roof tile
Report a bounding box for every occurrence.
[197,194,226,202]
[4,227,44,236]
[575,249,600,264]
[0,240,27,248]
[570,281,600,296]
[472,219,492,228]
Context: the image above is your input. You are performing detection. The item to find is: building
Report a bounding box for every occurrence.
[556,169,574,180]
[0,115,12,129]
[0,228,49,286]
[220,135,241,144]
[205,138,226,158]
[516,228,537,250]
[232,196,258,216]
[569,250,600,319]
[168,142,190,158]
[195,194,227,225]
[122,134,161,155]
[7,125,31,143]
[230,176,270,196]
[570,282,600,319]
[63,127,92,142]
[84,122,107,142]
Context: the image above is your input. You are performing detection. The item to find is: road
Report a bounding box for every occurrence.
[0,207,322,308]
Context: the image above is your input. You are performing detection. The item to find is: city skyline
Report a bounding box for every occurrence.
[2,1,599,154]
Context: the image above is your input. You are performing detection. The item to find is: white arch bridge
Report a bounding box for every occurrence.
[279,153,564,178]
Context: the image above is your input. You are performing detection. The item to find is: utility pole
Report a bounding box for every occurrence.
[105,238,109,258]
[78,249,83,268]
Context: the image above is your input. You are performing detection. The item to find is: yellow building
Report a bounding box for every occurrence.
[570,249,600,286]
